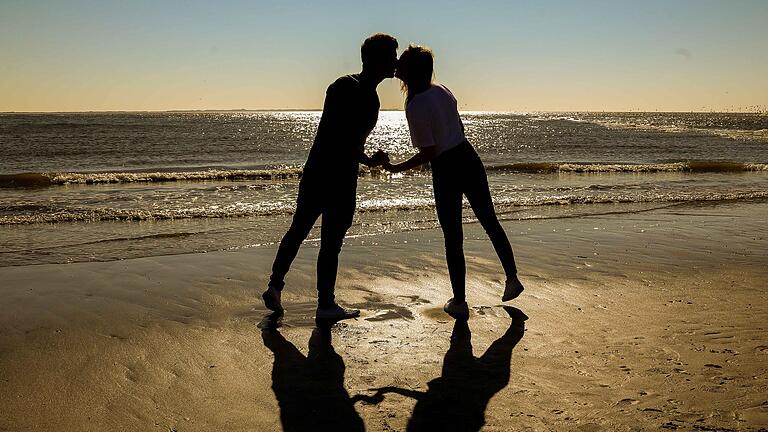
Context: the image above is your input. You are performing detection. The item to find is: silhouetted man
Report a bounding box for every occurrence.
[262,33,398,320]
[261,324,365,431]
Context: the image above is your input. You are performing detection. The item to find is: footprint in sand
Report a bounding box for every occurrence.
[616,398,639,407]
[576,423,602,432]
[421,306,456,321]
[365,309,411,322]
[397,295,431,305]
[352,299,414,321]
[473,305,493,316]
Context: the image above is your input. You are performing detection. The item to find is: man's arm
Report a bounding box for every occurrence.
[383,146,437,173]
[323,78,380,167]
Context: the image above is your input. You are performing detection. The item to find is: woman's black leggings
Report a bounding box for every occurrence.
[431,141,518,302]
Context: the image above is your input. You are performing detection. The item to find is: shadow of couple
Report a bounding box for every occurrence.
[260,306,527,432]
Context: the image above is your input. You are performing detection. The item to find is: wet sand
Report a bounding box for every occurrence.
[1,201,767,431]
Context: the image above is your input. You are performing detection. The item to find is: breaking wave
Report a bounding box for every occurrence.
[2,161,767,188]
[0,168,305,188]
[485,161,768,173]
[3,190,767,225]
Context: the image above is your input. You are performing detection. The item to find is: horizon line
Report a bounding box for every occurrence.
[2,109,767,114]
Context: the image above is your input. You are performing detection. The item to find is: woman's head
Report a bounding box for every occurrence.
[396,44,434,100]
[361,33,399,79]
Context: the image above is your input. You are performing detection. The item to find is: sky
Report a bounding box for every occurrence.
[1,0,767,112]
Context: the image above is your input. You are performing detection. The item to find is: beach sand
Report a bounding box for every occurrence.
[1,201,767,431]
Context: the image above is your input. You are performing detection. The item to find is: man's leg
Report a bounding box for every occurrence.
[268,188,321,293]
[315,191,359,319]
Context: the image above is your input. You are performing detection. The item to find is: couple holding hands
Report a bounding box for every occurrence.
[262,33,525,321]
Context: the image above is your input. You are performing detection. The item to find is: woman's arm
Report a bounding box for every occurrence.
[387,96,439,173]
[383,146,437,173]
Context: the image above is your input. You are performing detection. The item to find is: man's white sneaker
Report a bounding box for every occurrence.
[316,304,360,320]
[443,298,469,320]
[502,277,525,302]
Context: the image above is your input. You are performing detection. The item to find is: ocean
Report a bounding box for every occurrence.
[1,111,766,267]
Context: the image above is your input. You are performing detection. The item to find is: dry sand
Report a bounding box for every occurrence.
[1,201,767,431]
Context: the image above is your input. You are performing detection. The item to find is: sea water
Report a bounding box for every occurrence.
[1,111,766,267]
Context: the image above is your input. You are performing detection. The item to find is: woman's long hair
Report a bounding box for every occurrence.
[398,44,435,106]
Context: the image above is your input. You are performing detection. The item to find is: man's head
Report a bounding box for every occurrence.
[361,33,399,79]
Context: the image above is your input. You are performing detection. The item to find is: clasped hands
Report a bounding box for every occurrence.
[369,149,394,171]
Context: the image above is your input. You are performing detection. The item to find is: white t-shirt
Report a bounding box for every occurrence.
[405,83,467,156]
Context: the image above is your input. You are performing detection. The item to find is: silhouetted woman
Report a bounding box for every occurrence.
[383,45,525,319]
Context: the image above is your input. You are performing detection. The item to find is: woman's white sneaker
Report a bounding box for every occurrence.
[502,277,525,302]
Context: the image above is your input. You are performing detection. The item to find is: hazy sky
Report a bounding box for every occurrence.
[1,0,767,112]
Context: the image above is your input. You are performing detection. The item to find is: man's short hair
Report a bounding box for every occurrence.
[361,33,398,66]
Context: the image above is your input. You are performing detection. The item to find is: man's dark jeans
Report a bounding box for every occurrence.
[431,141,517,302]
[269,175,356,308]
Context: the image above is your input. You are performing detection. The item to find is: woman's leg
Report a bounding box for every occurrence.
[433,168,467,302]
[463,155,518,278]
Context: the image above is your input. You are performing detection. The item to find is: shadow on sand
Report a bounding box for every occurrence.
[362,305,527,431]
[261,313,365,432]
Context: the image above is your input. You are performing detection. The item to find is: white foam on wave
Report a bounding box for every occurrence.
[583,118,768,143]
[3,161,766,189]
[485,161,768,173]
[46,168,305,185]
[3,190,767,225]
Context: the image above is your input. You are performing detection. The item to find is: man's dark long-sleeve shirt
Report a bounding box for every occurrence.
[303,74,380,182]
